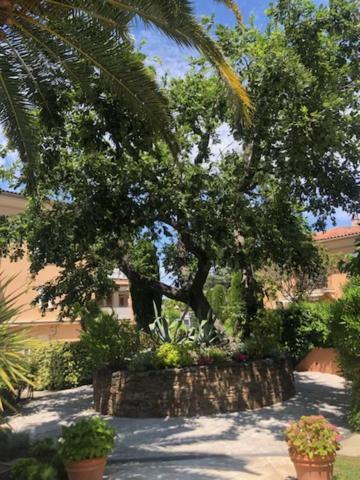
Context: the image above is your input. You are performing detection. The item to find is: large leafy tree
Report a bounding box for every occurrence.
[0,0,250,168]
[2,0,359,329]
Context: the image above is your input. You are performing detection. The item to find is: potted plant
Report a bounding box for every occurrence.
[59,417,116,480]
[285,415,340,480]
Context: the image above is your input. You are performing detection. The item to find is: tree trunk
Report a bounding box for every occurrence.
[189,289,212,321]
[127,274,162,331]
[242,267,263,336]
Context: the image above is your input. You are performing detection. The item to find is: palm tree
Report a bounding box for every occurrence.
[0,275,32,411]
[0,0,250,168]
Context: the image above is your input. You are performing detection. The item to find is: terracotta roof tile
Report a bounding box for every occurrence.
[314,226,360,241]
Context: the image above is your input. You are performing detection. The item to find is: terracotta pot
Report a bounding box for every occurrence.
[290,452,336,480]
[65,457,107,480]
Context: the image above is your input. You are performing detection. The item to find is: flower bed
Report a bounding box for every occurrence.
[93,357,295,417]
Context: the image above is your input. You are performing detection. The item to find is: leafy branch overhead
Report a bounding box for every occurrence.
[0,0,250,167]
[1,0,358,329]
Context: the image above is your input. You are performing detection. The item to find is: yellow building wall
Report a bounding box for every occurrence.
[0,191,133,342]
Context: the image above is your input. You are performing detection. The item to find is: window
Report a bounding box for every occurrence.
[118,294,128,307]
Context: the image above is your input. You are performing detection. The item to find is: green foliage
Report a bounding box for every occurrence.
[30,341,92,391]
[0,430,31,462]
[331,277,360,379]
[348,380,360,432]
[207,284,227,320]
[285,416,340,459]
[80,312,140,371]
[5,0,358,330]
[162,299,185,323]
[58,417,116,463]
[341,239,360,277]
[240,310,283,359]
[279,301,332,363]
[222,272,247,336]
[198,347,228,366]
[331,277,360,432]
[334,456,360,480]
[153,343,194,369]
[128,350,155,372]
[188,319,223,346]
[3,433,66,479]
[0,276,33,411]
[125,239,162,329]
[0,0,249,169]
[11,458,58,480]
[207,273,247,336]
[149,315,188,345]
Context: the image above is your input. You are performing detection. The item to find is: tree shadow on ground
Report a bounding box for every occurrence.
[6,373,349,480]
[105,453,259,480]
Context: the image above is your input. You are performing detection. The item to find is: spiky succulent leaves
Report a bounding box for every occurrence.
[0,275,33,411]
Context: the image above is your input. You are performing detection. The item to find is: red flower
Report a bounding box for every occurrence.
[232,352,249,362]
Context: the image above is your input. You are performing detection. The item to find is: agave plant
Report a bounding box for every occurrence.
[0,0,251,169]
[188,318,222,346]
[0,275,33,411]
[149,315,188,344]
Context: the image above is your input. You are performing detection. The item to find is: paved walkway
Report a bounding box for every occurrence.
[8,372,352,479]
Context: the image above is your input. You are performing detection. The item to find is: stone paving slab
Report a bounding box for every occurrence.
[340,434,360,457]
[7,372,350,480]
[105,455,297,480]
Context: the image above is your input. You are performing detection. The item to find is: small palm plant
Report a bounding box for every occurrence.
[0,275,32,411]
[0,0,251,168]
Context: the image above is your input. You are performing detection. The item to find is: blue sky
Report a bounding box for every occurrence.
[1,0,350,227]
[136,0,328,78]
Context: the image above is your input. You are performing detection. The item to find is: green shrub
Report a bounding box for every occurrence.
[198,347,228,365]
[11,458,58,480]
[58,417,116,463]
[279,301,332,363]
[207,284,227,320]
[80,312,139,371]
[349,380,360,432]
[29,438,67,479]
[153,343,194,369]
[331,277,360,432]
[30,341,92,391]
[0,430,31,462]
[128,350,155,371]
[331,277,360,379]
[7,436,66,480]
[241,309,283,359]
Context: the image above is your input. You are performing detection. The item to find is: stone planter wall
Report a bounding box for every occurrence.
[93,358,295,418]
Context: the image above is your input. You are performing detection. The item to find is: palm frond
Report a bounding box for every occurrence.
[214,0,243,26]
[106,0,251,120]
[0,0,251,162]
[16,12,175,144]
[0,52,38,166]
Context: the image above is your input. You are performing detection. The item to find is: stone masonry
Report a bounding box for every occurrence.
[93,358,296,418]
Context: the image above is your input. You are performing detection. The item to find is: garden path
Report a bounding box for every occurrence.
[8,372,351,479]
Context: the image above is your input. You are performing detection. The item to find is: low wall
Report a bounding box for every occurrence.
[296,348,341,375]
[93,358,295,417]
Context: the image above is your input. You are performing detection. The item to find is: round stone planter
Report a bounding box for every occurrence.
[93,357,295,418]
